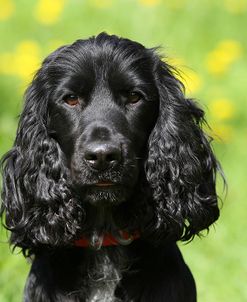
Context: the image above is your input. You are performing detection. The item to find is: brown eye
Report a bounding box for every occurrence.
[128,91,142,104]
[64,95,79,106]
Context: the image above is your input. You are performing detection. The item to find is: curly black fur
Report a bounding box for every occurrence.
[1,33,221,302]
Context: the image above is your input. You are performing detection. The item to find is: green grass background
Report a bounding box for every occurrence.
[0,0,246,301]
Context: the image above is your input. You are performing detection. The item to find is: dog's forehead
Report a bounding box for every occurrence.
[72,35,149,64]
[49,36,155,80]
[44,35,159,95]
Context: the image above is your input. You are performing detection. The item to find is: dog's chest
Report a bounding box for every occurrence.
[87,287,118,302]
[85,252,122,302]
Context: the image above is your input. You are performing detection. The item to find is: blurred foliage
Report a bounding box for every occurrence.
[0,0,246,301]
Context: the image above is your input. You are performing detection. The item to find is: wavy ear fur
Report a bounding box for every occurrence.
[1,51,83,253]
[145,59,220,241]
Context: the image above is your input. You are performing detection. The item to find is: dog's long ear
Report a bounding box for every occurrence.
[145,58,220,241]
[1,49,83,253]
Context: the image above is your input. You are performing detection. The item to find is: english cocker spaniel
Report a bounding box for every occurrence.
[1,33,221,302]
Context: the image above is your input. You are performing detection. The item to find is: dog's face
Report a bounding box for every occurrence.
[1,33,220,248]
[48,40,158,206]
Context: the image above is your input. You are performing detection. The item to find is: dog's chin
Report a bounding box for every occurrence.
[78,185,132,207]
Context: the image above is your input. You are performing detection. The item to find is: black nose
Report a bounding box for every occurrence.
[84,144,121,170]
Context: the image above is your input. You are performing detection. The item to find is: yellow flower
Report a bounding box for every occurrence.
[209,98,235,121]
[139,0,160,7]
[205,40,243,75]
[224,0,247,14]
[166,56,186,68]
[91,0,113,8]
[0,41,41,85]
[166,57,202,94]
[34,0,66,25]
[211,124,234,143]
[179,69,202,94]
[14,41,41,79]
[0,0,15,21]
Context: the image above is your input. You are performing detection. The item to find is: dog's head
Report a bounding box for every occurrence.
[1,33,220,251]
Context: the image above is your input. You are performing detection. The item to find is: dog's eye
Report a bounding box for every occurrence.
[63,95,80,106]
[127,91,142,104]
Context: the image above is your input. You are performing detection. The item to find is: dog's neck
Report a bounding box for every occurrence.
[75,230,140,248]
[78,202,139,248]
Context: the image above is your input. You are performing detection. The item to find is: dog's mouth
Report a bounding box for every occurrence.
[75,179,129,206]
[71,160,139,205]
[94,180,117,188]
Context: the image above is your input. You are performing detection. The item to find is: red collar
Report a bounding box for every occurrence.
[75,231,140,247]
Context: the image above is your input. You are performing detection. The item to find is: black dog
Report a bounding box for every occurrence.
[1,33,221,301]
